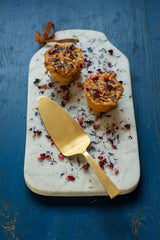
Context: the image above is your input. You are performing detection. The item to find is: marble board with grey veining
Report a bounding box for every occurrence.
[24,30,140,196]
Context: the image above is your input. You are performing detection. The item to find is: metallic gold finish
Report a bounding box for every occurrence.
[38,96,120,198]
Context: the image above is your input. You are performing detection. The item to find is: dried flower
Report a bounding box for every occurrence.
[82,164,89,170]
[93,124,99,130]
[66,175,75,181]
[124,124,130,130]
[114,168,119,174]
[58,153,64,159]
[108,49,113,55]
[91,75,99,80]
[77,117,83,126]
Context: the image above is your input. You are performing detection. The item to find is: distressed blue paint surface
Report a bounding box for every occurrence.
[0,0,159,239]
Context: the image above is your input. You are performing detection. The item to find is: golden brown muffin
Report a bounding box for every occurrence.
[44,43,84,83]
[83,72,124,112]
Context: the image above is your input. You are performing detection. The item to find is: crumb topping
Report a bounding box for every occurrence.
[84,72,124,104]
[44,43,84,74]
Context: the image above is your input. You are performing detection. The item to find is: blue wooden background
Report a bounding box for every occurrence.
[0,0,160,239]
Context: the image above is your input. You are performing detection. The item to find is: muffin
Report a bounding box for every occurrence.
[83,72,124,112]
[44,43,84,83]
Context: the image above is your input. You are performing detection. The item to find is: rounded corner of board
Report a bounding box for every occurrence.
[24,172,40,196]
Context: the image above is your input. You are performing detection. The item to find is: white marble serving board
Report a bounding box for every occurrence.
[24,30,140,196]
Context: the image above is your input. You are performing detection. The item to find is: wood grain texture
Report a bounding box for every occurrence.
[0,0,159,239]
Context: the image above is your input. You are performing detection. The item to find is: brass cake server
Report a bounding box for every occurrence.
[37,96,120,199]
